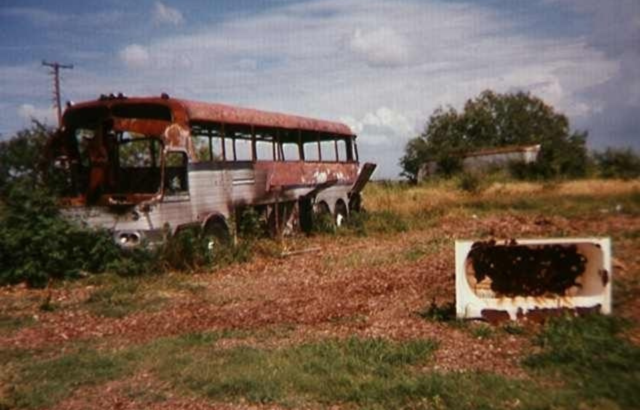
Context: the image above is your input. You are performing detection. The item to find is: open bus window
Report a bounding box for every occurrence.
[192,135,211,162]
[211,136,224,161]
[234,138,253,161]
[75,128,95,167]
[119,136,160,168]
[165,151,188,195]
[114,136,162,194]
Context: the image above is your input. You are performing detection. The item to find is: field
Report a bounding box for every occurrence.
[1,178,640,410]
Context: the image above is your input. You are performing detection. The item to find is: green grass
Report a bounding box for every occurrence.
[85,277,167,318]
[7,324,640,410]
[524,314,640,409]
[0,314,35,335]
[7,346,136,409]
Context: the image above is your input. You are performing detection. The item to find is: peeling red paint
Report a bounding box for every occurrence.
[255,161,359,191]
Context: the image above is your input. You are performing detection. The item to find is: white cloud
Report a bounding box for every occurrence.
[343,107,416,146]
[17,104,56,124]
[0,0,628,176]
[348,27,410,67]
[153,2,184,26]
[119,44,151,69]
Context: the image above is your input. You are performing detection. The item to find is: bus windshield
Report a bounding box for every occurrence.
[63,123,165,202]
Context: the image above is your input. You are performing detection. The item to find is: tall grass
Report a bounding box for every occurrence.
[364,179,640,217]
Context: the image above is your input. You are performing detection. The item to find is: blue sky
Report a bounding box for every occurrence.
[0,0,638,178]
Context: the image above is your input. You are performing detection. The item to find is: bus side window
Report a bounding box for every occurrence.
[256,140,274,160]
[192,135,211,162]
[282,143,299,161]
[165,151,188,194]
[304,142,320,161]
[320,140,336,162]
[211,136,224,160]
[234,137,252,161]
[337,139,347,162]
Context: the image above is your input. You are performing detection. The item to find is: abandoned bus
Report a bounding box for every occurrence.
[46,94,376,247]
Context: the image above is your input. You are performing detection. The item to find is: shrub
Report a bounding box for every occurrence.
[457,171,483,193]
[236,207,265,239]
[594,147,640,179]
[0,180,120,288]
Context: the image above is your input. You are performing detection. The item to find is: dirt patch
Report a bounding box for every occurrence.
[1,213,638,377]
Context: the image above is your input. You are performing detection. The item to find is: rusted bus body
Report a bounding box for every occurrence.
[48,94,374,246]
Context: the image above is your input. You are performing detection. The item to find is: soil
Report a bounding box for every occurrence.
[1,213,639,409]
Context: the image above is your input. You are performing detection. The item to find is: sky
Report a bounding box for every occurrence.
[0,0,638,178]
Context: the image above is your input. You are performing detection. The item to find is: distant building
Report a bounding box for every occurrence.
[418,144,541,180]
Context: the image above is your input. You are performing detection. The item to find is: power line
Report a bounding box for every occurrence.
[42,60,73,126]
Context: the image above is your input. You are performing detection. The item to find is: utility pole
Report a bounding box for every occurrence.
[42,60,73,126]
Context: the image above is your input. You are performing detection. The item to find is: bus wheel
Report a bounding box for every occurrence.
[203,217,230,250]
[335,200,348,228]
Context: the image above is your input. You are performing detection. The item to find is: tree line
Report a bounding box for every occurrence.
[400,90,640,182]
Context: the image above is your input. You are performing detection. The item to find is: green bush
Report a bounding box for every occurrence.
[457,171,483,193]
[0,181,120,288]
[594,148,640,179]
[236,207,265,239]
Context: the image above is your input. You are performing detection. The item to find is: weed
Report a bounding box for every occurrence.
[8,347,134,409]
[85,278,166,318]
[500,322,526,336]
[157,336,438,406]
[524,314,640,408]
[470,323,494,339]
[418,300,456,322]
[365,210,408,234]
[0,315,36,334]
[457,172,483,194]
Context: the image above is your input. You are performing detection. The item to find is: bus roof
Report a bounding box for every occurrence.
[176,99,353,137]
[63,95,355,137]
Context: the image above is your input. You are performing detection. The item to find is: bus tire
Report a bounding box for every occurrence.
[335,199,348,228]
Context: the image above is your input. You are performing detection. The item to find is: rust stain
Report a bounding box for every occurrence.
[255,161,359,191]
[480,309,511,324]
[178,99,353,136]
[467,240,587,297]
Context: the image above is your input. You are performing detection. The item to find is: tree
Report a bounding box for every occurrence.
[0,121,51,194]
[594,148,640,179]
[400,90,589,181]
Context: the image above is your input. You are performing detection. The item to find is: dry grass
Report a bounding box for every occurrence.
[364,178,640,216]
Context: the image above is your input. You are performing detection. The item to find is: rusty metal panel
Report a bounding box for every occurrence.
[254,161,359,191]
[455,238,612,321]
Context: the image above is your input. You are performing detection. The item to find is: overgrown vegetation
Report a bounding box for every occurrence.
[594,147,640,180]
[8,323,638,410]
[525,315,640,408]
[0,180,120,288]
[400,90,589,181]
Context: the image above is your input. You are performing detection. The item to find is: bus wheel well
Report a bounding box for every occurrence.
[202,214,230,243]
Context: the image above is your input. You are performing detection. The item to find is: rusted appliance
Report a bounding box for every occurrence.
[455,238,612,321]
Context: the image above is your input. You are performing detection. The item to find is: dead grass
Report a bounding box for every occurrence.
[364,178,640,216]
[1,178,640,409]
